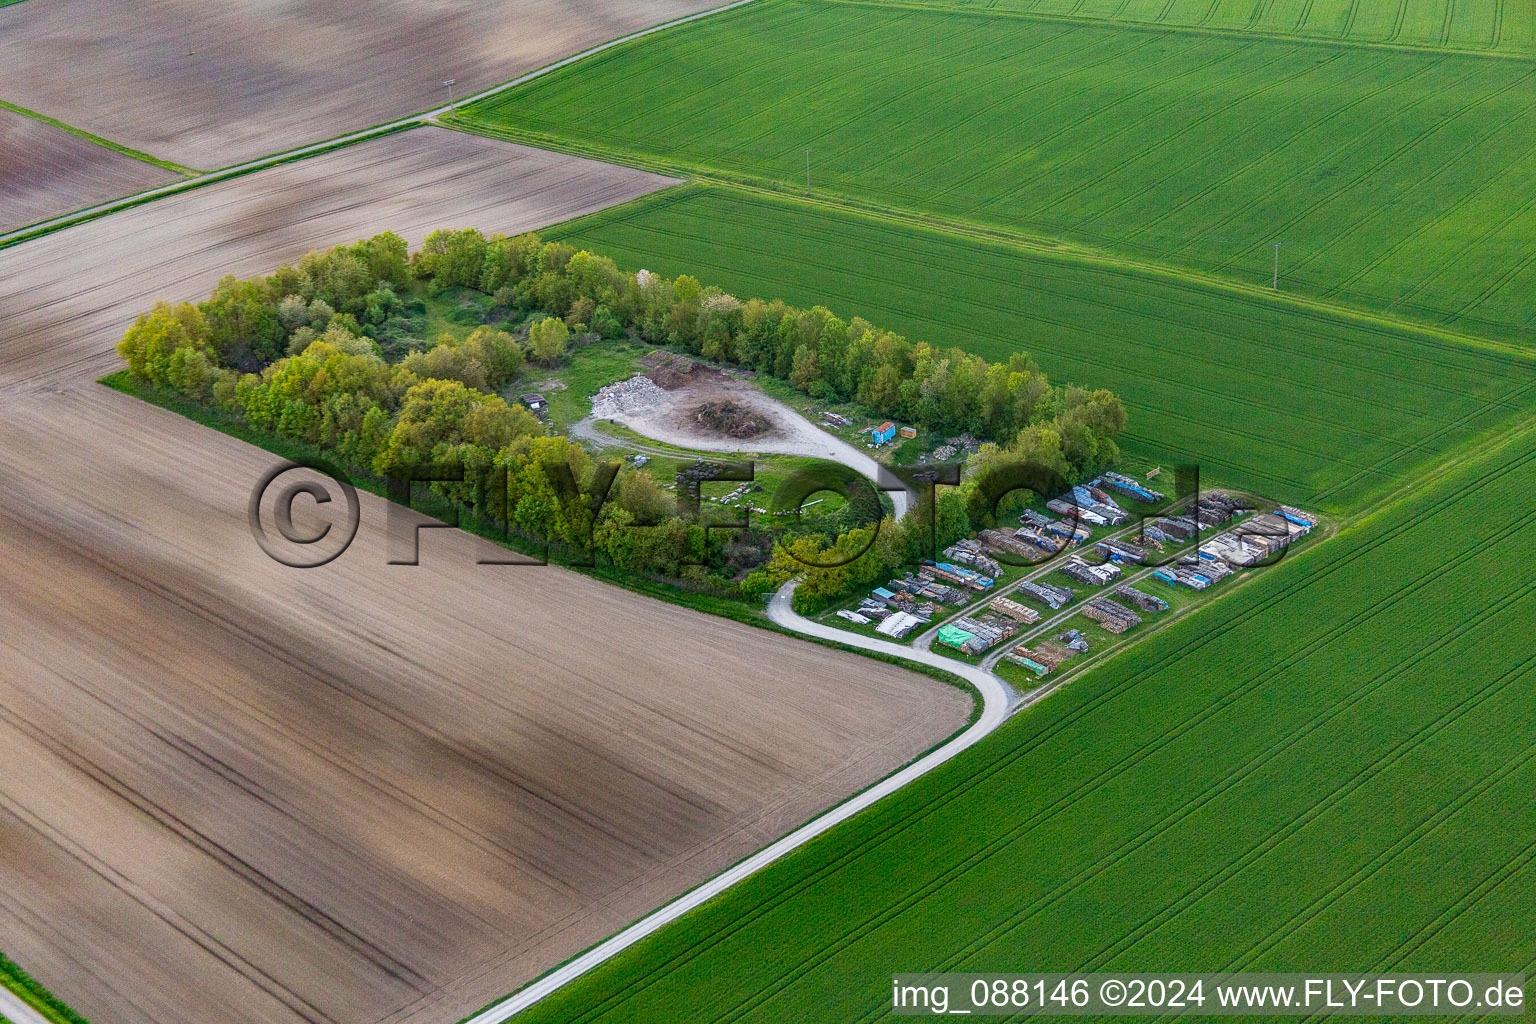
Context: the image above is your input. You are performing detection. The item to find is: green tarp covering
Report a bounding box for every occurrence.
[936,625,976,648]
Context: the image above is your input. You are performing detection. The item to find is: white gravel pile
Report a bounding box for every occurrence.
[591,374,668,417]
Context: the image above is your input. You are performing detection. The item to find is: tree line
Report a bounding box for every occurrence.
[117,229,1127,607]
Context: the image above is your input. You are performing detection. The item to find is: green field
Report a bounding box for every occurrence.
[916,0,1536,53]
[511,406,1536,1024]
[461,0,1536,341]
[550,186,1536,511]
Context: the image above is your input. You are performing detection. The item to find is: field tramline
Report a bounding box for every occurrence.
[462,0,1536,342]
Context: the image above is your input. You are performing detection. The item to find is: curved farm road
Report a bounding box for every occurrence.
[463,580,1015,1023]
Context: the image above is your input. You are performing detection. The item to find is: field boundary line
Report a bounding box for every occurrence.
[0,0,766,251]
[589,193,1525,488]
[845,508,1536,1008]
[454,581,1015,1023]
[0,100,199,176]
[466,420,1536,1019]
[450,135,1536,361]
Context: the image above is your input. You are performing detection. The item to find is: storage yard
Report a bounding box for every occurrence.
[826,473,1321,691]
[527,420,1536,1024]
[0,129,969,1024]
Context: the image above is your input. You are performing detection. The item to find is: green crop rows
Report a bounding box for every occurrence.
[442,0,1536,1016]
[460,0,1536,341]
[906,0,1536,54]
[510,393,1536,1024]
[550,186,1536,512]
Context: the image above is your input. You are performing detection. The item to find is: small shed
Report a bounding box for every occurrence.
[519,393,549,418]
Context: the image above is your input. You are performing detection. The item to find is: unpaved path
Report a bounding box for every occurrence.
[589,372,914,518]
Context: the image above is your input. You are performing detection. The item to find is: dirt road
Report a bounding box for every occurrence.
[0,129,969,1024]
[589,372,914,518]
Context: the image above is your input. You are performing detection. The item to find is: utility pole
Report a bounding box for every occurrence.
[443,78,457,116]
[805,148,811,195]
[1273,242,1280,290]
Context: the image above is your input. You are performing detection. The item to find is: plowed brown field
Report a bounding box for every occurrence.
[0,128,969,1024]
[0,0,723,169]
[0,107,179,233]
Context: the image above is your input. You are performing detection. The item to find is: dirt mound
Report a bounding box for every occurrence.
[642,350,697,389]
[692,399,771,439]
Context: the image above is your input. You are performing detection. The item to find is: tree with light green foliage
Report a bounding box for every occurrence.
[528,316,569,365]
[116,301,215,388]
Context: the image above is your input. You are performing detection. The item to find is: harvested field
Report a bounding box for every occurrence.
[0,0,723,170]
[0,128,968,1024]
[0,107,179,234]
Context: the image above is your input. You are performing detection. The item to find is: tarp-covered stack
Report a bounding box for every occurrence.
[943,539,1003,578]
[1099,471,1164,503]
[1060,558,1121,586]
[877,611,924,638]
[979,528,1042,560]
[935,623,978,652]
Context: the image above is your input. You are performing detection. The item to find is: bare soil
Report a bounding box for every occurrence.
[589,368,914,517]
[0,129,970,1024]
[0,107,179,233]
[0,0,723,170]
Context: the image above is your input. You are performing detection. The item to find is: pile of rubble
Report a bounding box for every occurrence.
[591,374,668,417]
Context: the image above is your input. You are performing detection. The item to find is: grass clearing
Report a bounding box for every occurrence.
[507,407,1536,1024]
[546,185,1536,513]
[461,0,1536,341]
